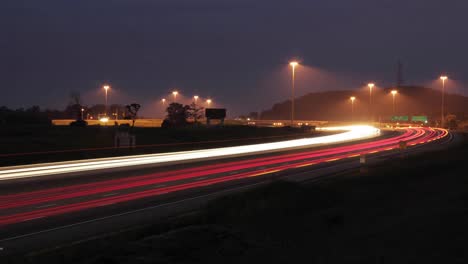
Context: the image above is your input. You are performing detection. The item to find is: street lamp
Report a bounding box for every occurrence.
[289,61,299,126]
[161,98,166,105]
[367,83,375,121]
[81,108,85,120]
[194,95,199,104]
[350,96,356,121]
[103,85,110,115]
[206,99,212,106]
[391,90,398,115]
[440,76,448,127]
[172,91,178,102]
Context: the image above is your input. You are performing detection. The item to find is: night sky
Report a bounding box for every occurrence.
[2,0,467,116]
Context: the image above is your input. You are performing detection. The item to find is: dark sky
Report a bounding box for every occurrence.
[2,0,467,116]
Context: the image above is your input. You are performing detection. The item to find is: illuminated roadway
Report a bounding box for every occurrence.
[0,125,380,181]
[0,126,451,255]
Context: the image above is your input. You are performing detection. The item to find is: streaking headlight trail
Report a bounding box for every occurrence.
[0,125,380,181]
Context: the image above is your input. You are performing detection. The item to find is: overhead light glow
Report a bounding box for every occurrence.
[289,61,298,67]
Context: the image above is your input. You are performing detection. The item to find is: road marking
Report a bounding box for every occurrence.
[101,192,119,197]
[347,154,360,158]
[295,163,315,168]
[98,202,115,207]
[0,181,269,244]
[325,158,341,162]
[249,169,281,177]
[22,216,45,222]
[35,203,57,209]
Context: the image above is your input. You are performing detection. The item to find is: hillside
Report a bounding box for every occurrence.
[260,86,468,122]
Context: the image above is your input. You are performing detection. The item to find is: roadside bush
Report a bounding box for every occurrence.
[70,120,88,127]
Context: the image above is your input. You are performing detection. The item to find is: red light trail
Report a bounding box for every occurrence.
[0,127,448,227]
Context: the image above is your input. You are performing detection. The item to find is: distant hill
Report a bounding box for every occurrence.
[260,86,468,121]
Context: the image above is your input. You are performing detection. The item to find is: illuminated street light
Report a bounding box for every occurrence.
[103,85,110,115]
[289,61,299,126]
[172,91,178,102]
[367,83,375,121]
[194,95,199,104]
[440,76,448,127]
[206,99,212,106]
[81,108,85,120]
[391,90,398,115]
[350,96,356,121]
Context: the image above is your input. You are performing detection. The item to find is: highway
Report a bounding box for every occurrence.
[0,125,379,181]
[0,126,450,255]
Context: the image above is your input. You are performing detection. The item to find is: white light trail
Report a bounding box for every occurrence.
[0,125,380,181]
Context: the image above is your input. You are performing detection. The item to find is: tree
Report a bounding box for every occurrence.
[187,102,204,123]
[446,114,458,129]
[88,104,106,118]
[248,112,259,120]
[69,91,82,106]
[165,103,190,127]
[109,104,126,119]
[64,103,82,120]
[66,91,83,120]
[125,103,141,128]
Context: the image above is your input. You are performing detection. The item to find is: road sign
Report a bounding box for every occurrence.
[411,116,428,123]
[392,116,409,121]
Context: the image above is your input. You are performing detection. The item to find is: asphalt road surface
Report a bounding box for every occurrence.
[0,126,451,256]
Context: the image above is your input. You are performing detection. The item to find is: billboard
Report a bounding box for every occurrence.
[205,108,226,119]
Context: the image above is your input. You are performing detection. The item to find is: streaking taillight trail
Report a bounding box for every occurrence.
[0,125,380,181]
[0,127,449,226]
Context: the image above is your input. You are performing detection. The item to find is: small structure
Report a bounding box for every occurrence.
[114,131,136,148]
[205,108,226,126]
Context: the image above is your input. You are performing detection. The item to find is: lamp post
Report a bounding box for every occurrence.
[194,95,199,104]
[367,83,375,121]
[440,76,448,128]
[161,98,167,118]
[206,99,212,107]
[350,96,356,121]
[289,61,299,126]
[172,91,178,102]
[391,90,398,115]
[103,85,110,115]
[81,108,84,120]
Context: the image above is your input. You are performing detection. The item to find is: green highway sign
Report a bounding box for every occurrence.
[391,116,409,121]
[411,116,428,122]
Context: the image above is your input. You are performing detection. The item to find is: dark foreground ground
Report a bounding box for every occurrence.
[6,134,468,264]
